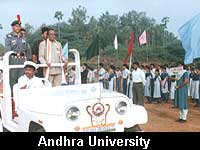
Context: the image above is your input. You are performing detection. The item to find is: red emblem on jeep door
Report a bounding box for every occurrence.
[86,103,110,126]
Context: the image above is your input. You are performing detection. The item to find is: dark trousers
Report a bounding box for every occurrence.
[10,57,25,96]
[132,82,144,106]
[35,62,43,78]
[196,99,200,106]
[161,93,169,101]
[116,78,121,92]
[146,96,152,102]
[123,79,127,95]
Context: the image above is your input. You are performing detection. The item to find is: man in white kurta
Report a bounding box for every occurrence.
[39,28,67,86]
[13,61,44,117]
[18,61,44,89]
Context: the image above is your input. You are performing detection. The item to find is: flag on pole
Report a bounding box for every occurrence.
[62,42,69,60]
[139,30,147,45]
[86,34,99,60]
[178,13,200,64]
[114,34,118,50]
[123,32,134,64]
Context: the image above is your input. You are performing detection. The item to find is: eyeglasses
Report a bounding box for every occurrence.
[49,33,56,35]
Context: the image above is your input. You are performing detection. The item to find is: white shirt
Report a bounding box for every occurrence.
[109,75,116,91]
[150,68,155,78]
[98,68,106,80]
[132,68,146,86]
[116,70,122,78]
[122,69,129,79]
[18,75,44,89]
[87,70,95,83]
[104,72,109,80]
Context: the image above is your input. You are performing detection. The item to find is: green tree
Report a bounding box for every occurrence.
[69,5,88,37]
[88,16,99,39]
[160,17,170,46]
[98,11,119,50]
[27,8,182,65]
[23,23,34,45]
[54,11,64,39]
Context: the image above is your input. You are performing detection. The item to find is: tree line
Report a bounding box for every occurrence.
[1,5,184,65]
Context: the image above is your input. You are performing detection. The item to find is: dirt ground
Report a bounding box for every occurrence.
[140,98,200,132]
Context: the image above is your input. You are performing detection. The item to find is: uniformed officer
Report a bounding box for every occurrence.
[4,20,29,93]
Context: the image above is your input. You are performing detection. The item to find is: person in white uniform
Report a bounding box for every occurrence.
[144,66,153,103]
[13,61,44,118]
[122,64,129,95]
[153,69,161,104]
[132,62,146,106]
[18,61,44,89]
[98,63,106,87]
[108,66,116,91]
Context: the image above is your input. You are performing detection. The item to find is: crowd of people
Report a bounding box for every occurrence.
[80,61,200,122]
[2,19,200,123]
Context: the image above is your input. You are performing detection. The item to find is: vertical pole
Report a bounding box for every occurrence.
[126,52,132,96]
[117,49,119,67]
[146,44,148,65]
[146,30,149,65]
[97,54,100,84]
[129,53,132,71]
[98,55,100,69]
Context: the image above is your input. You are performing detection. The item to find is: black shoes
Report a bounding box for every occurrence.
[177,119,187,123]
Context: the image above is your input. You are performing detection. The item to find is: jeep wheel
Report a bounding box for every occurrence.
[29,122,45,132]
[3,126,10,132]
[124,124,142,132]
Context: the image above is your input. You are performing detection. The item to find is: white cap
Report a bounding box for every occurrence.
[24,61,38,70]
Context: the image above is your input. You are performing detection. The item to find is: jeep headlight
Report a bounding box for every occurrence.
[65,106,80,121]
[115,101,128,115]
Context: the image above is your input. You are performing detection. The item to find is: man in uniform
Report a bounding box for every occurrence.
[4,20,31,92]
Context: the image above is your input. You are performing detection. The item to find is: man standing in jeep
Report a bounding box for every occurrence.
[4,20,31,92]
[39,28,67,86]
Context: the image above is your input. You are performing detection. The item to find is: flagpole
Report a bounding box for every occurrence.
[126,52,132,96]
[129,52,132,71]
[98,55,100,69]
[117,49,119,67]
[146,44,148,65]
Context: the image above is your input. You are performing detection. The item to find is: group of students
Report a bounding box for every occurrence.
[80,61,200,122]
[145,63,200,108]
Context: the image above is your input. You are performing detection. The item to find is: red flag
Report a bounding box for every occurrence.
[17,14,21,23]
[123,32,134,64]
[139,30,147,45]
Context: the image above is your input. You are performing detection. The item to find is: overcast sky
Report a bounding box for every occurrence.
[0,0,200,45]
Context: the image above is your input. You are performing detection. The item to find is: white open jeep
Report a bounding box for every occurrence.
[0,49,147,132]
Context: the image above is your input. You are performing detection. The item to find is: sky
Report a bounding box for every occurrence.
[0,0,200,45]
